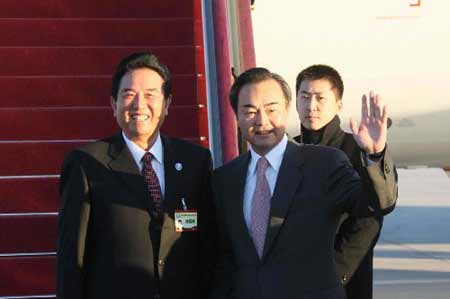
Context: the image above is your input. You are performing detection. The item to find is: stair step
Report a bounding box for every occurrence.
[0,215,57,254]
[0,0,197,18]
[0,135,207,177]
[0,178,59,213]
[0,106,206,140]
[0,107,118,140]
[0,19,199,47]
[0,46,204,76]
[0,75,205,107]
[0,256,55,296]
[0,141,85,176]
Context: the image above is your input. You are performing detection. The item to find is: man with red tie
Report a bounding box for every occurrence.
[57,52,217,299]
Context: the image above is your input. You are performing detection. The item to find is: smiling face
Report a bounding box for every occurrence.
[237,79,289,156]
[111,68,171,150]
[296,79,342,131]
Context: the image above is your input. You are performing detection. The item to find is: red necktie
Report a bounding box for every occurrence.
[142,152,163,219]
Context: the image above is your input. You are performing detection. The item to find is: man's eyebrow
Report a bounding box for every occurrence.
[121,88,135,93]
[120,88,159,94]
[300,90,323,95]
[241,104,257,109]
[264,102,279,107]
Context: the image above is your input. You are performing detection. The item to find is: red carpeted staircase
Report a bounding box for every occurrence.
[0,0,209,297]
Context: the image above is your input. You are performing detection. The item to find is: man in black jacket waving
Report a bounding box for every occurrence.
[295,64,393,299]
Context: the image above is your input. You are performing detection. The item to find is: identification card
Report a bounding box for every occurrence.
[174,210,198,232]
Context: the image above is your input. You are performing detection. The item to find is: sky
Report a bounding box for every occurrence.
[252,0,450,132]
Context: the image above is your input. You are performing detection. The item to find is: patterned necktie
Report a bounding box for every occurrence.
[250,156,271,259]
[142,152,163,219]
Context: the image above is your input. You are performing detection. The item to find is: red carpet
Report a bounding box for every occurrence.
[0,0,208,296]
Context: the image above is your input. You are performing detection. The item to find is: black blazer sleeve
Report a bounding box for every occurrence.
[327,148,398,217]
[57,150,91,299]
[364,148,398,212]
[334,214,382,283]
[334,144,385,285]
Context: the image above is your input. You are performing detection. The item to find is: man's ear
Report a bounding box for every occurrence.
[164,95,172,116]
[111,96,117,116]
[337,100,343,112]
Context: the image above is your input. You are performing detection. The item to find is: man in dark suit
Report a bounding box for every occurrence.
[57,52,216,299]
[210,67,397,299]
[295,64,386,299]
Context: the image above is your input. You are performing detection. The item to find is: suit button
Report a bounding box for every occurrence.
[385,164,391,174]
[341,274,348,284]
[158,259,165,267]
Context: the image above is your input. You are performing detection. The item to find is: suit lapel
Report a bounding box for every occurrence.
[226,153,260,261]
[160,135,183,211]
[263,141,304,258]
[158,136,185,260]
[107,133,148,205]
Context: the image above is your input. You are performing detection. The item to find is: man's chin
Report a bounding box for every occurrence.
[126,127,158,139]
[305,122,324,131]
[254,134,274,144]
[251,138,279,155]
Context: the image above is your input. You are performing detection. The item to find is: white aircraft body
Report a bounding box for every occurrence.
[250,0,450,167]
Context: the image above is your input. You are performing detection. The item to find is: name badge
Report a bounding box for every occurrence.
[174,210,198,232]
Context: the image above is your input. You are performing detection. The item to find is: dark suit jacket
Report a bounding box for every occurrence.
[211,141,397,299]
[57,132,217,299]
[295,116,385,299]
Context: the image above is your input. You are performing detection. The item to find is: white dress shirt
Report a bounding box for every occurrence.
[243,135,288,229]
[122,131,165,198]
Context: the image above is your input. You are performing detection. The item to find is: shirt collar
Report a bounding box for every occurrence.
[122,131,164,165]
[248,134,288,174]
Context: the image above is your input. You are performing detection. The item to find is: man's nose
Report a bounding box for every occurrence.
[255,109,269,126]
[308,98,318,111]
[132,92,146,108]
